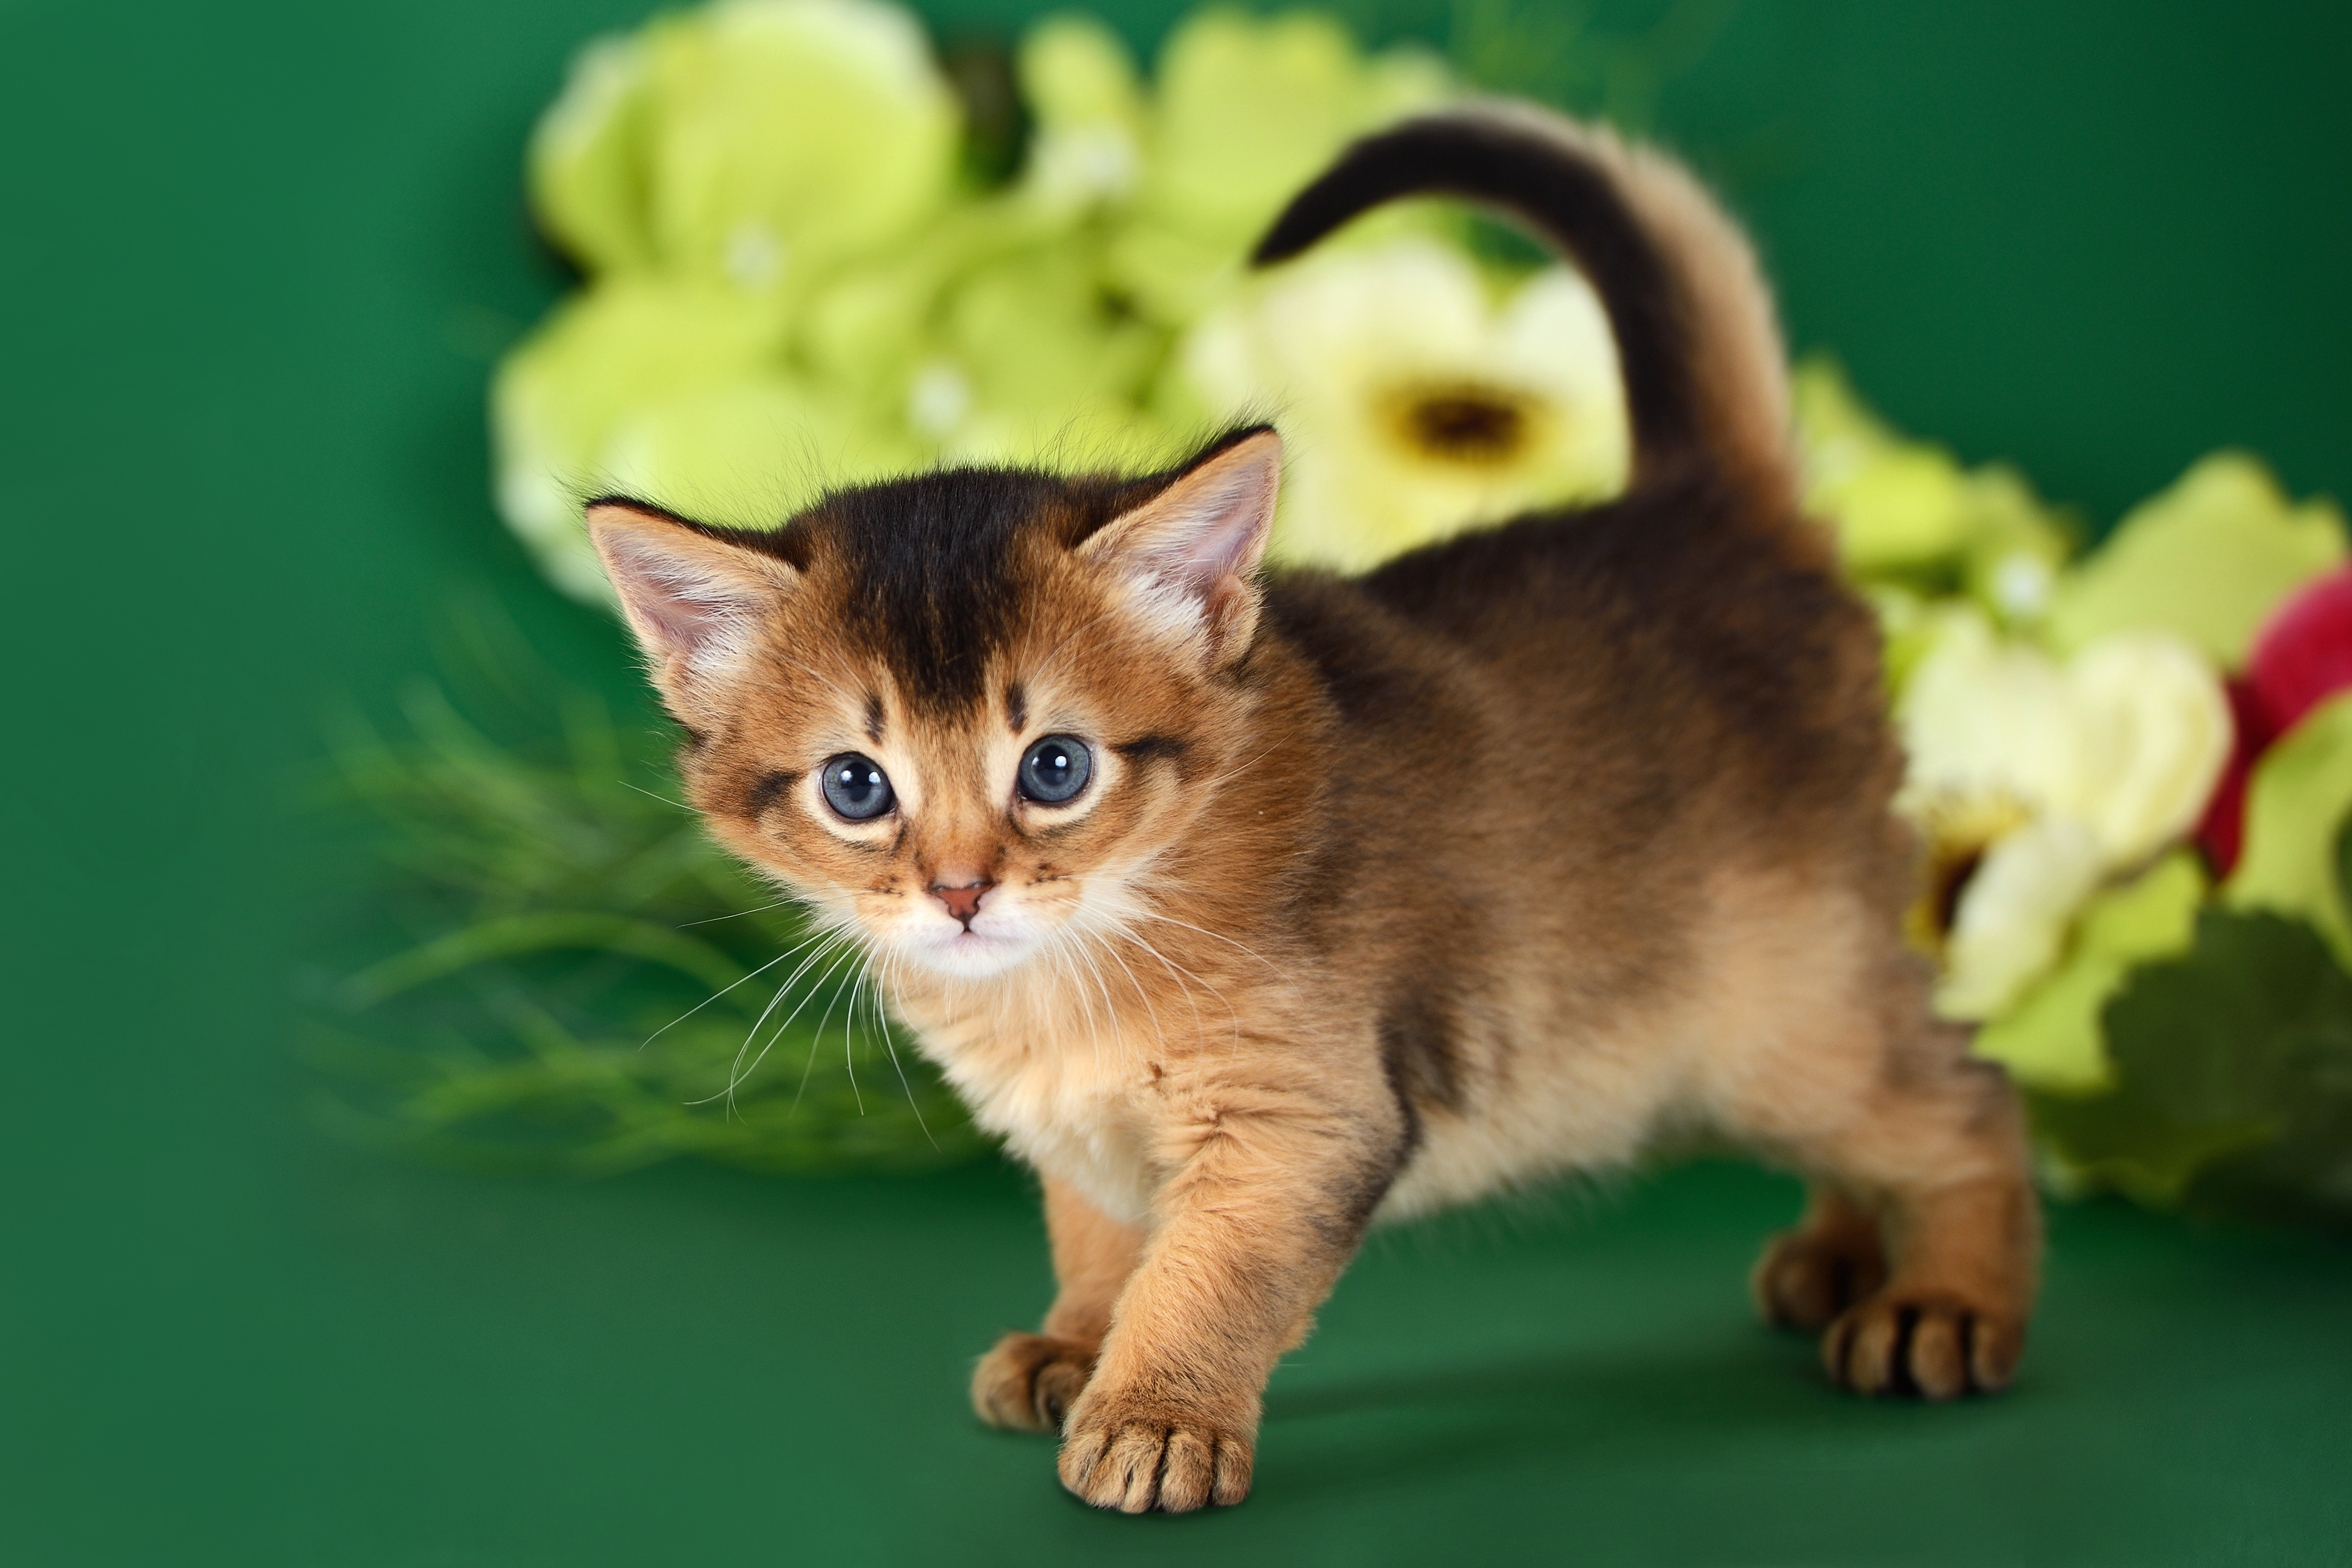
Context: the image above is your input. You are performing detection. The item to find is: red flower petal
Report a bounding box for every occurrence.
[2196,678,2266,877]
[2247,565,2352,741]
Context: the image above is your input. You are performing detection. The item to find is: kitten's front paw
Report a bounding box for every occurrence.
[1823,1291,2024,1400]
[1056,1386,1253,1513]
[972,1332,1097,1433]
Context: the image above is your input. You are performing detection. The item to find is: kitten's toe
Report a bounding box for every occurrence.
[1822,1292,2024,1399]
[971,1332,1097,1433]
[1751,1224,1887,1332]
[1057,1388,1252,1513]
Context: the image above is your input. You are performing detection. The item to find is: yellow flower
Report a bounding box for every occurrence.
[1897,609,2231,1021]
[1181,238,1629,571]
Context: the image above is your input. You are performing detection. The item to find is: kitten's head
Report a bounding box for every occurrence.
[587,429,1282,982]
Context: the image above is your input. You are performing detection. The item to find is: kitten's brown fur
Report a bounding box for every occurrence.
[585,107,2040,1514]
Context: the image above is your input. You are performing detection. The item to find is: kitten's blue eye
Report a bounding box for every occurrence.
[1017,735,1093,805]
[820,754,894,821]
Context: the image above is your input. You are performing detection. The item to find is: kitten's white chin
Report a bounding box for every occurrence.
[900,926,1040,980]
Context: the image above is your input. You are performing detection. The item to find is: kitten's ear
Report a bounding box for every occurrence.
[586,499,794,717]
[1078,429,1281,666]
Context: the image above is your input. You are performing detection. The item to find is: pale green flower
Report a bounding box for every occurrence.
[922,240,1177,468]
[643,0,961,294]
[493,278,792,596]
[530,32,661,273]
[1108,9,1451,324]
[801,204,1178,473]
[528,0,962,295]
[1898,609,2232,1020]
[600,375,923,524]
[1141,8,1446,244]
[794,199,1064,410]
[2224,690,2352,967]
[2044,452,2348,665]
[1015,15,1149,215]
[1792,361,2074,626]
[1182,236,1629,571]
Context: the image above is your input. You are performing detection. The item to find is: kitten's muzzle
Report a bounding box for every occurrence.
[930,880,996,928]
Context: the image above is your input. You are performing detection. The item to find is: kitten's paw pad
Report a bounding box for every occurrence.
[1751,1225,1887,1332]
[1822,1292,2023,1399]
[1057,1396,1252,1513]
[971,1332,1097,1433]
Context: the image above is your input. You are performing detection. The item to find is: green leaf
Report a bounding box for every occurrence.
[340,911,748,1008]
[2338,811,2352,912]
[2034,907,2352,1218]
[1974,851,2205,1092]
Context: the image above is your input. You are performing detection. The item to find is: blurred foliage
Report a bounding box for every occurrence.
[2034,818,2352,1222]
[1444,0,1738,131]
[308,603,982,1175]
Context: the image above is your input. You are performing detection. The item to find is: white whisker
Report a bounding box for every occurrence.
[639,924,828,1048]
[811,947,864,1116]
[1091,925,1165,1051]
[1128,905,1287,977]
[1114,920,1231,1042]
[617,778,692,813]
[677,895,803,929]
[701,935,857,1114]
[1046,930,1110,1078]
[871,951,939,1151]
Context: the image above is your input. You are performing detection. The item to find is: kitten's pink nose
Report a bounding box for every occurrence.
[930,880,995,928]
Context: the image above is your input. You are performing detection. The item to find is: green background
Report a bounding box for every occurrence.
[6,2,2350,1563]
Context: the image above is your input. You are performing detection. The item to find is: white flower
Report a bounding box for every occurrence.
[1181,238,1630,572]
[1897,609,2232,1019]
[1935,815,2106,1021]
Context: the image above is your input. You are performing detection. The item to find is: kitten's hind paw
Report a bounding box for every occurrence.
[972,1332,1097,1433]
[1822,1292,2023,1400]
[1057,1389,1253,1513]
[1751,1222,1887,1332]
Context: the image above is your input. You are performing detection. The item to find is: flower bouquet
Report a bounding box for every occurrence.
[326,0,2352,1221]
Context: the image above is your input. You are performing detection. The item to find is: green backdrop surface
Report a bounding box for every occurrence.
[4,2,2349,1564]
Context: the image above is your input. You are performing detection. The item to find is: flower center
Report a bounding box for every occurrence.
[1381,380,1539,467]
[1903,790,2033,955]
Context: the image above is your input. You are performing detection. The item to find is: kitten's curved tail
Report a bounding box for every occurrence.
[1252,106,1792,501]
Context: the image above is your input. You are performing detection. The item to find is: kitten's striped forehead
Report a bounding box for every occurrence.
[788,467,1148,714]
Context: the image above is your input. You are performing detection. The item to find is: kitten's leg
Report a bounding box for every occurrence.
[1762,1036,2041,1400]
[971,1176,1144,1433]
[1055,1087,1395,1513]
[1818,1153,2039,1399]
[1750,1181,1887,1332]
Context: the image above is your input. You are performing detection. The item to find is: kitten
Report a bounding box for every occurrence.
[584,106,2040,1514]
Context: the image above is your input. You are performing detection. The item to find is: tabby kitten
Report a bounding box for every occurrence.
[585,106,2040,1514]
